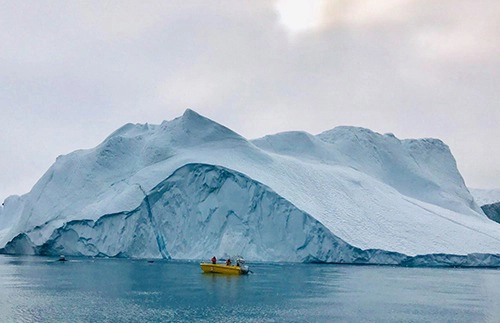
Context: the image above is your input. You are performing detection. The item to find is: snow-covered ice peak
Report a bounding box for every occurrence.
[161,108,246,147]
[251,131,329,158]
[104,122,153,141]
[181,107,209,125]
[317,125,386,144]
[100,108,245,151]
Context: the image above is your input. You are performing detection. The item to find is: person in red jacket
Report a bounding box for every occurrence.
[211,256,217,264]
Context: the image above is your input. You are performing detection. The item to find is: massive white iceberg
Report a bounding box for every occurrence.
[1,109,499,266]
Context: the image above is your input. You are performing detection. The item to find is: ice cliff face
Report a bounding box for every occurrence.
[1,109,500,266]
[3,164,399,263]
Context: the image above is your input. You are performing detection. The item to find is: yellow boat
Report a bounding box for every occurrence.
[200,263,249,275]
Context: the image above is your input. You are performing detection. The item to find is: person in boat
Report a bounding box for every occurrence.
[236,259,240,267]
[211,256,217,264]
[226,258,232,266]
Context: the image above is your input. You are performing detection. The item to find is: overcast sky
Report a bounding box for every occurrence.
[1,0,499,200]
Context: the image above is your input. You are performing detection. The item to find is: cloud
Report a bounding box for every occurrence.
[1,0,499,199]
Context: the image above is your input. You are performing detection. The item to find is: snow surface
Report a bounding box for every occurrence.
[470,188,500,206]
[1,109,499,265]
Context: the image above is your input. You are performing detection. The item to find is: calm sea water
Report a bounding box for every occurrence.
[0,255,499,322]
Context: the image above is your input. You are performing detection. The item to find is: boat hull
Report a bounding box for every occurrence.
[200,263,248,275]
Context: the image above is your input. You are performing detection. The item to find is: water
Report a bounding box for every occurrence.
[0,255,499,322]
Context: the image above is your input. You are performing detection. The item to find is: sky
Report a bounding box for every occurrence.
[1,0,499,200]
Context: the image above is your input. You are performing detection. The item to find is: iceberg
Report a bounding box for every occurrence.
[469,188,500,224]
[481,202,500,224]
[470,188,500,206]
[1,109,499,266]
